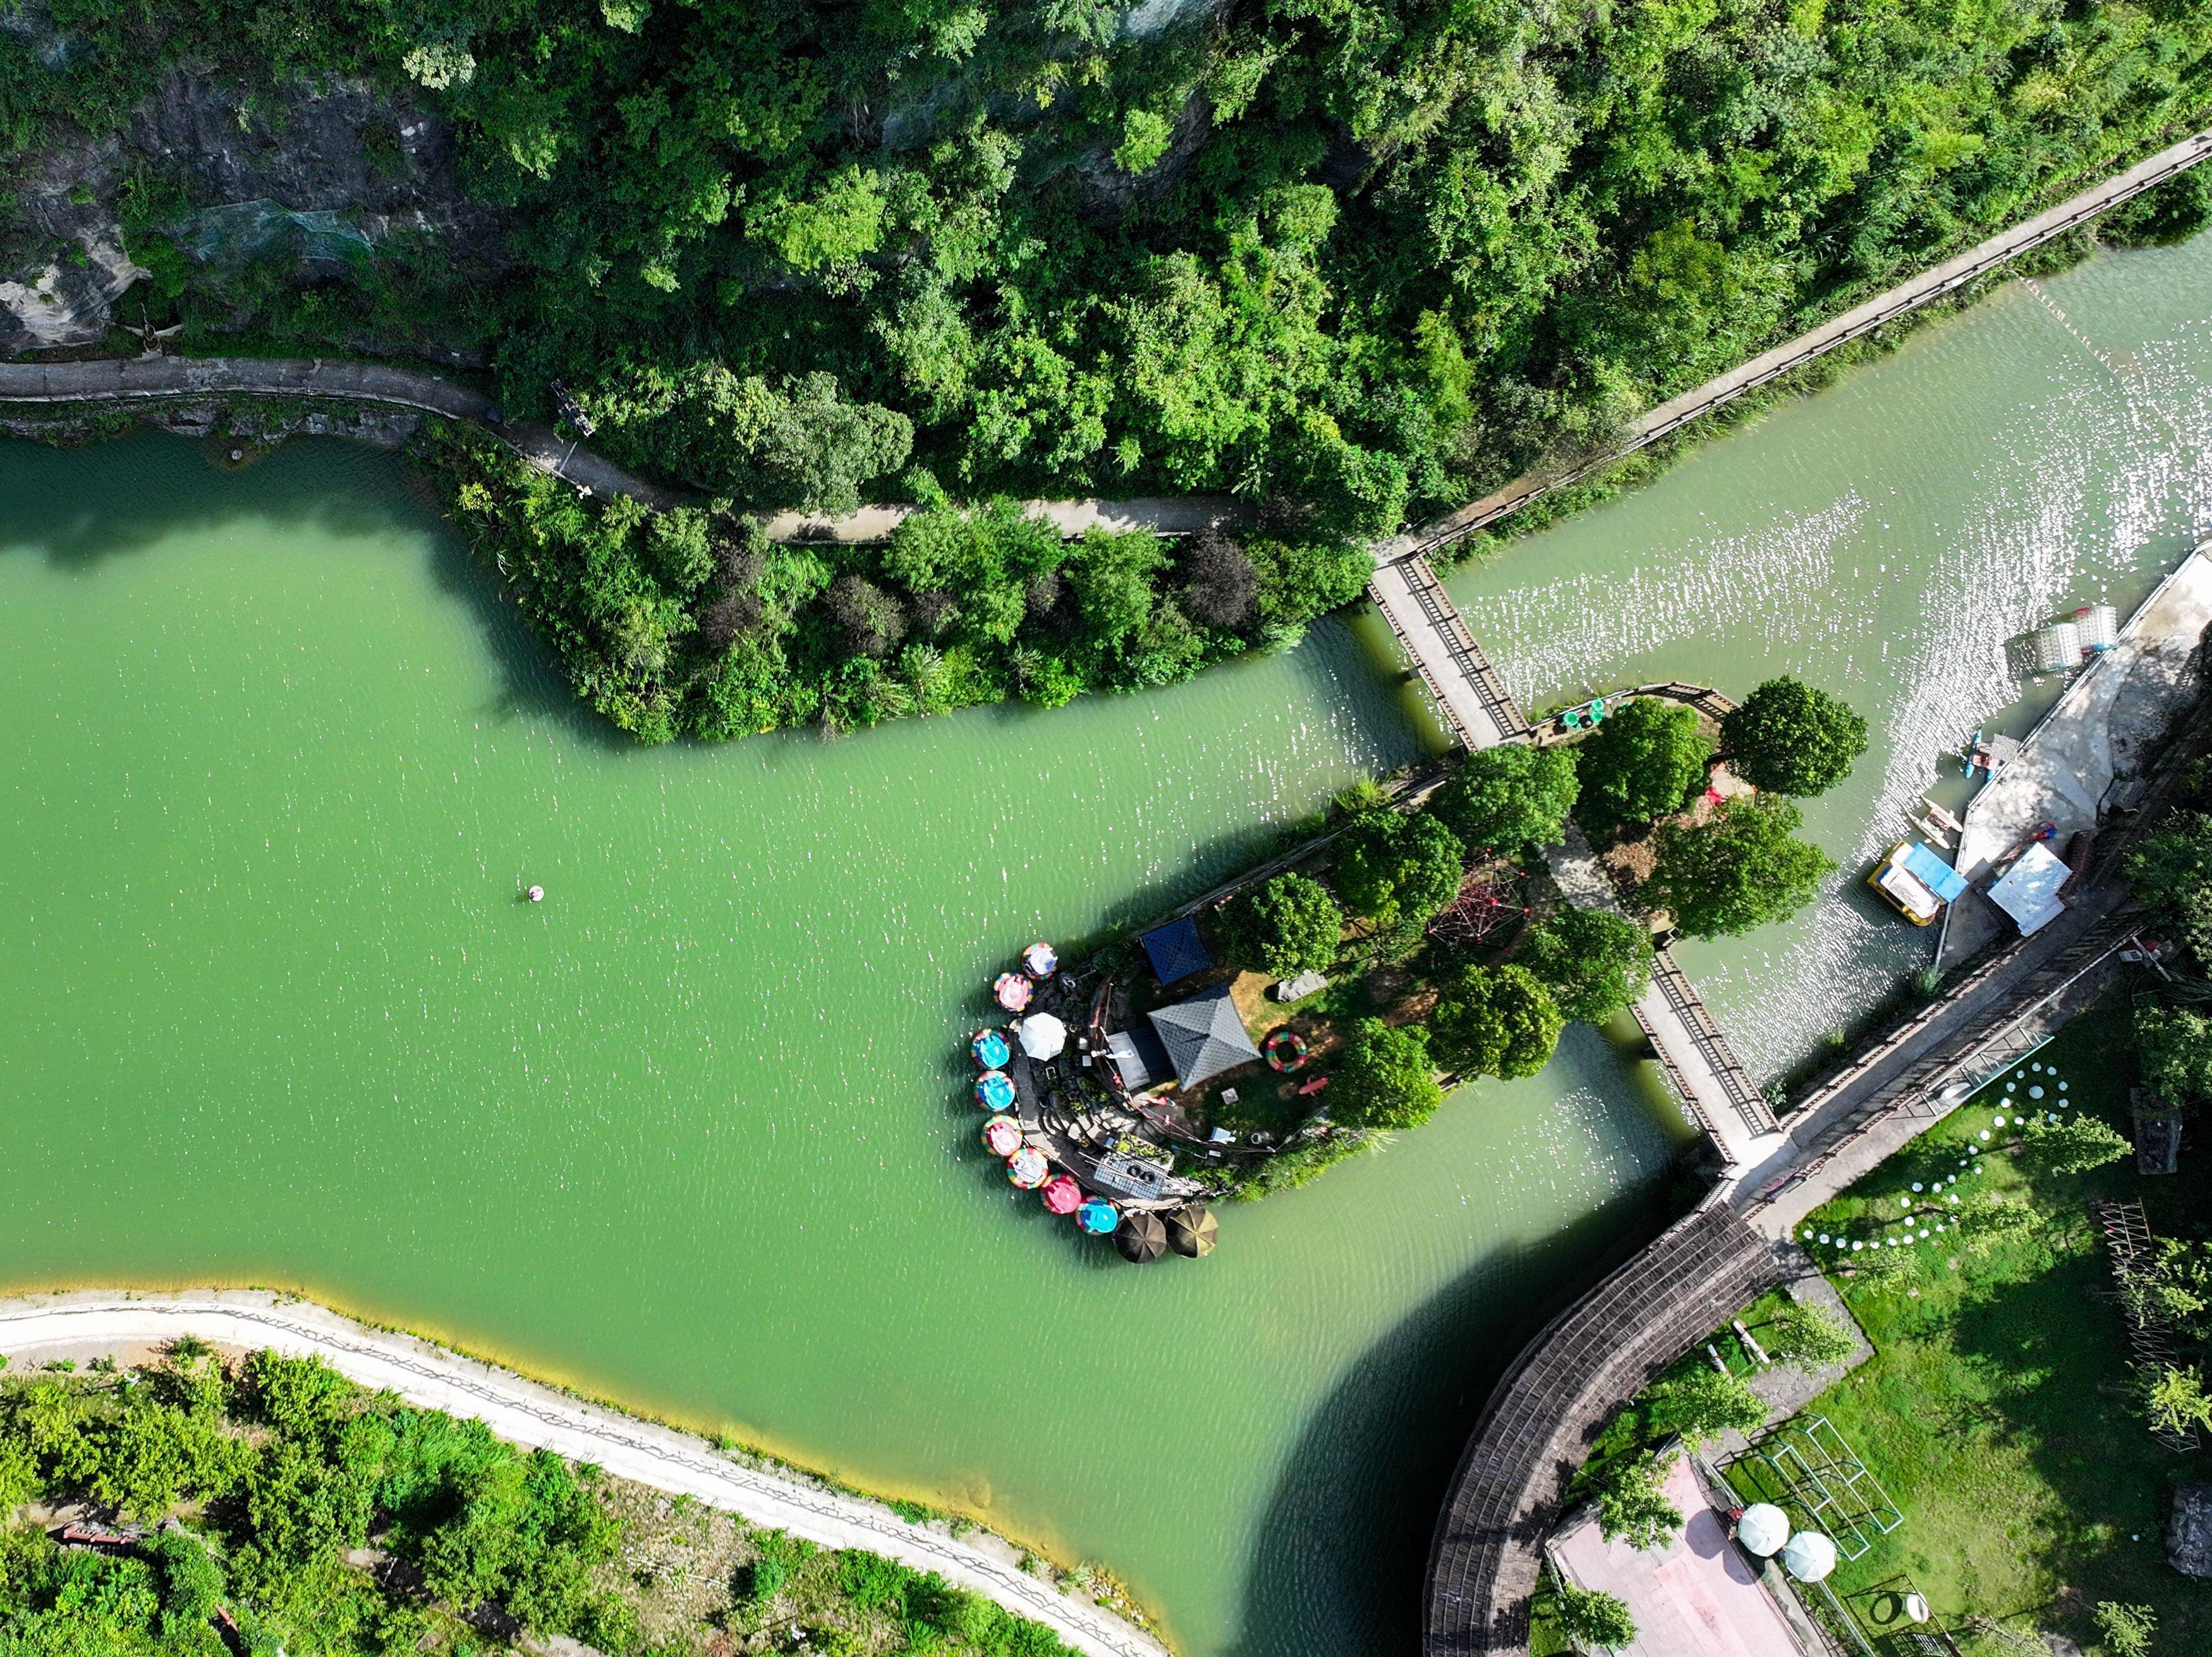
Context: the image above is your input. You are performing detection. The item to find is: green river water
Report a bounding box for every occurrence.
[3,232,2209,1656]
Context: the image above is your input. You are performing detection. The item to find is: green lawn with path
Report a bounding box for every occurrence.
[1739,995,2210,1653]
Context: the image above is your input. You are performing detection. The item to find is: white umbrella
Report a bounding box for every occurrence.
[1019,1012,1068,1059]
[1780,1530,1838,1582]
[1735,1503,1789,1557]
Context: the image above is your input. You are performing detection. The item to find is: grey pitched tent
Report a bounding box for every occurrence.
[1146,981,1261,1090]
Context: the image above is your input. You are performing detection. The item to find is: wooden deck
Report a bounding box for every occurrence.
[1368,555,1530,749]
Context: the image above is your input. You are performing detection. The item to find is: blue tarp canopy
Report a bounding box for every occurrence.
[1901,842,1969,904]
[1141,915,1213,986]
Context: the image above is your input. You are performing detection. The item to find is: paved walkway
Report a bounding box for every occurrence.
[1938,543,2212,967]
[0,1290,1169,1657]
[1544,823,1778,1169]
[1376,126,2212,566]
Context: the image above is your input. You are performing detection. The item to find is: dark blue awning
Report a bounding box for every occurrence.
[1141,914,1213,986]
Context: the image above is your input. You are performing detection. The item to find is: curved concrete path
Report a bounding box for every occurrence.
[0,1289,1170,1657]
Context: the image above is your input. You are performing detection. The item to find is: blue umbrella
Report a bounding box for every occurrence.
[971,1030,1011,1069]
[975,1070,1016,1110]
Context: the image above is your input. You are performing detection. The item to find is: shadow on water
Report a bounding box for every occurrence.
[0,430,408,564]
[1225,1184,1678,1657]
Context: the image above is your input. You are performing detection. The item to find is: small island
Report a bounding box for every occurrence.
[959,677,1869,1254]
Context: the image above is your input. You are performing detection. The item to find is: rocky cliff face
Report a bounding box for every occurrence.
[1,66,506,357]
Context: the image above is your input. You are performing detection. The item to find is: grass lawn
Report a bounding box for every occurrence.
[1736,992,2212,1653]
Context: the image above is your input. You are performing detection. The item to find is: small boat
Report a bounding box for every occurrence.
[1913,814,1954,851]
[1867,841,1969,926]
[1922,799,1966,835]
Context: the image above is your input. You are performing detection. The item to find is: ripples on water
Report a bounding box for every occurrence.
[1450,248,2212,1076]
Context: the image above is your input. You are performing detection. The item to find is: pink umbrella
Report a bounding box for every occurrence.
[982,1116,1023,1156]
[1007,1146,1050,1188]
[1041,1175,1082,1215]
[994,972,1033,1012]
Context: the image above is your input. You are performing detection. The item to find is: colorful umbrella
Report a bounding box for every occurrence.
[1007,1146,1050,1189]
[975,1070,1016,1110]
[1115,1210,1168,1263]
[1018,1012,1068,1060]
[1023,941,1059,978]
[1041,1175,1082,1215]
[971,1029,1011,1069]
[982,1115,1023,1156]
[1165,1203,1218,1258]
[1076,1198,1121,1235]
[994,972,1033,1012]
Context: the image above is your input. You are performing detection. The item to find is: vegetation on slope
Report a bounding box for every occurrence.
[6,0,2211,535]
[0,1344,1088,1656]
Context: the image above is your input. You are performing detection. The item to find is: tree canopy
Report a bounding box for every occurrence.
[1330,810,1466,931]
[1575,700,1713,835]
[1430,963,1564,1081]
[1220,872,1342,979]
[1646,796,1834,938]
[1519,908,1653,1024]
[1328,1019,1443,1131]
[1430,746,1579,856]
[1720,678,1869,797]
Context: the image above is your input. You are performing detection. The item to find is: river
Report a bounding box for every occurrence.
[2,230,2208,1656]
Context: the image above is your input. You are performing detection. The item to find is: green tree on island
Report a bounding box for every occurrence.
[1431,964,1564,1080]
[1574,699,1713,835]
[1220,873,1344,978]
[1719,677,1869,797]
[1645,797,1833,938]
[1520,909,1654,1024]
[1330,811,1466,930]
[1556,1581,1636,1649]
[1431,745,1580,855]
[1328,1019,1444,1130]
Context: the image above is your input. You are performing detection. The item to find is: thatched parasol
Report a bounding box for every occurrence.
[1165,1203,1218,1258]
[1116,1209,1168,1263]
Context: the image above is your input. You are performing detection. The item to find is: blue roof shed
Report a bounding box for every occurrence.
[1141,914,1213,986]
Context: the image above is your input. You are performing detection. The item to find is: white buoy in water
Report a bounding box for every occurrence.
[527,885,545,902]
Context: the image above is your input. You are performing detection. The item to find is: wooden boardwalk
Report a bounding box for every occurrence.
[1368,554,1530,748]
[1423,1203,1781,1656]
[1378,126,2212,566]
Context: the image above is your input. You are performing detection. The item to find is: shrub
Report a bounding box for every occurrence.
[2135,1002,2212,1105]
[1641,1368,1765,1446]
[1719,678,1868,797]
[1646,796,1833,938]
[2125,811,2212,968]
[1575,699,1711,834]
[2093,1600,2157,1657]
[1329,810,1466,930]
[1430,964,1564,1079]
[1328,1019,1443,1131]
[1763,1303,1852,1368]
[1431,745,1579,854]
[2147,1365,2212,1438]
[1595,1456,1680,1550]
[1557,1581,1636,1649]
[1519,908,1653,1023]
[2021,1112,2132,1175]
[1219,873,1342,978]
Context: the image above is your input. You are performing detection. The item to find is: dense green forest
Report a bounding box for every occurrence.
[4,0,2210,737]
[0,1343,1081,1655]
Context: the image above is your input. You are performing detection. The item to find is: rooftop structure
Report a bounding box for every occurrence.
[1146,983,1261,1090]
[1987,841,2069,937]
[1139,915,1213,986]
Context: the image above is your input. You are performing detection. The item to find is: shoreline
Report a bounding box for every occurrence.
[0,1286,1174,1657]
